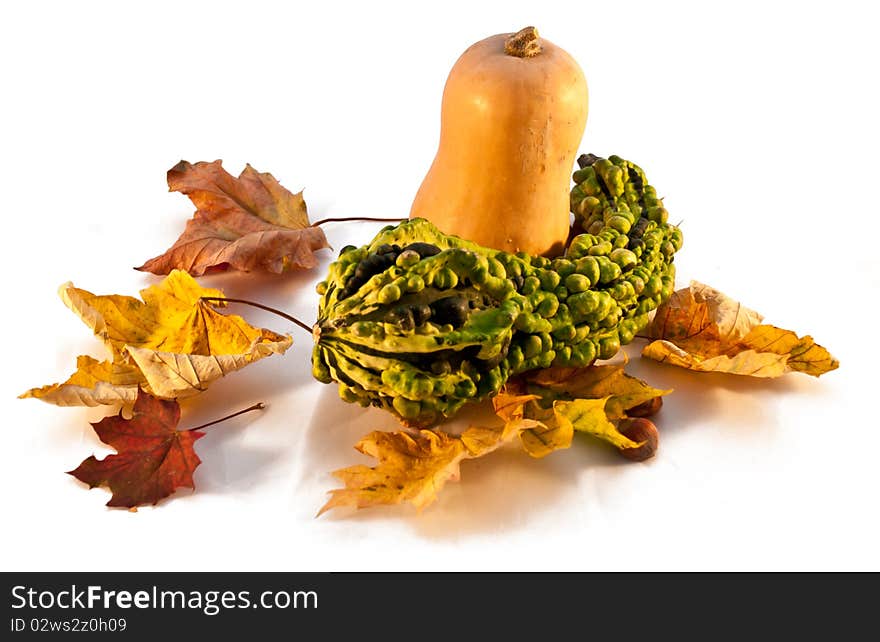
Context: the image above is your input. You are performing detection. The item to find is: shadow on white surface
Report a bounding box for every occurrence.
[294,342,838,536]
[192,427,284,495]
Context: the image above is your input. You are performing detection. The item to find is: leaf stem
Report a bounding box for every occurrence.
[200,297,313,334]
[310,216,406,227]
[187,402,266,432]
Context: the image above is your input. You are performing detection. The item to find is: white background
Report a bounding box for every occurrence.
[1,0,877,571]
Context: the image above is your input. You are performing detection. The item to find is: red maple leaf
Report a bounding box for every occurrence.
[68,389,203,508]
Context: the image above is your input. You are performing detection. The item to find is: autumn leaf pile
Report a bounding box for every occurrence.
[22,160,838,513]
[320,364,670,514]
[21,161,317,508]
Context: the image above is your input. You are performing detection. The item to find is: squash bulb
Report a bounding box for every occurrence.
[410,27,589,257]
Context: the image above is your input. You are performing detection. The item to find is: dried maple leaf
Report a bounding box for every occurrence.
[68,389,203,508]
[321,363,666,515]
[493,388,643,455]
[22,356,144,407]
[522,364,671,420]
[648,281,764,347]
[491,392,575,458]
[137,160,329,276]
[321,387,648,515]
[319,415,556,515]
[321,377,654,515]
[642,281,839,377]
[553,398,638,450]
[20,270,292,406]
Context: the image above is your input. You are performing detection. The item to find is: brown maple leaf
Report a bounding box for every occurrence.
[137,160,330,275]
[68,389,203,507]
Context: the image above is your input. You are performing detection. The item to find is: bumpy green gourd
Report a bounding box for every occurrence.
[313,154,682,427]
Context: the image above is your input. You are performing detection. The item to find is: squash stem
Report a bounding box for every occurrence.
[504,27,542,58]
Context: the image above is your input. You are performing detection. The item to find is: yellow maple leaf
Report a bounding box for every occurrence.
[21,357,144,406]
[643,281,838,377]
[492,392,572,458]
[320,392,585,515]
[494,390,642,455]
[319,424,515,514]
[20,270,292,405]
[554,398,640,450]
[523,364,670,420]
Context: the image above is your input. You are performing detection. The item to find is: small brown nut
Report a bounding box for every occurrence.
[617,418,659,462]
[627,396,663,418]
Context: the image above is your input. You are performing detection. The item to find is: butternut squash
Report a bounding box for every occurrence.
[410,27,588,256]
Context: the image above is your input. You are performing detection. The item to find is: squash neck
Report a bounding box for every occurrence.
[504,26,542,58]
